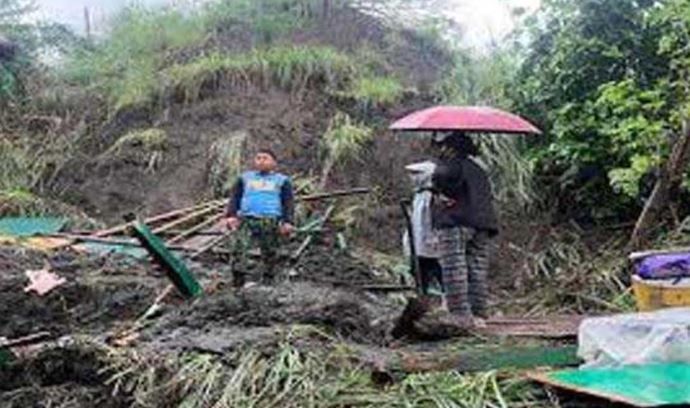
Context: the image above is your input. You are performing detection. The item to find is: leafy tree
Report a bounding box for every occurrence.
[512,0,690,221]
[0,0,76,103]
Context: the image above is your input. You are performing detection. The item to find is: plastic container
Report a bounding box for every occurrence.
[632,275,690,311]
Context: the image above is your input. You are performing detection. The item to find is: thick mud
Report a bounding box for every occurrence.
[144,281,401,352]
[0,346,129,408]
[0,247,159,338]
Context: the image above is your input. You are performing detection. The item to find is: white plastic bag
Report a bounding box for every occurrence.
[578,307,690,368]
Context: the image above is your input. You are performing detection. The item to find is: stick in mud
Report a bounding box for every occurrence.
[0,331,52,349]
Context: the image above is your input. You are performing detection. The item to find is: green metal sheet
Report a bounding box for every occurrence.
[534,363,690,407]
[0,217,66,237]
[131,222,202,298]
[458,345,579,372]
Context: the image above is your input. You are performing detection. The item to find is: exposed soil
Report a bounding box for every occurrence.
[144,281,399,352]
[0,347,130,408]
[0,247,159,338]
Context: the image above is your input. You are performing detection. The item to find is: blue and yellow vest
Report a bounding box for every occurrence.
[239,171,288,219]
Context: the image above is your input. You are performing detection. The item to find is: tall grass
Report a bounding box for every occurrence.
[203,0,349,45]
[477,135,538,211]
[62,0,367,112]
[101,128,169,173]
[208,130,247,196]
[343,75,405,108]
[65,6,206,112]
[0,139,41,191]
[165,45,356,101]
[319,112,373,189]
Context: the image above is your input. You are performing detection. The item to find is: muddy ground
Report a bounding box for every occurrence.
[0,236,626,408]
[0,239,411,405]
[0,248,160,339]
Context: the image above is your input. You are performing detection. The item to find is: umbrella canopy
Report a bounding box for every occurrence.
[390,105,542,135]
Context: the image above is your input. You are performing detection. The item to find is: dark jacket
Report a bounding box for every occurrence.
[225,172,294,224]
[431,156,499,236]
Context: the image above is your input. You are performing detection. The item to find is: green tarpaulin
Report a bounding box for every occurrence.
[0,217,66,237]
[78,242,150,260]
[533,363,690,407]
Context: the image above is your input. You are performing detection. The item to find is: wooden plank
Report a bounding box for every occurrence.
[478,315,584,339]
[188,234,228,260]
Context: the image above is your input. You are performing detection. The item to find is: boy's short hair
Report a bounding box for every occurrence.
[256,148,277,161]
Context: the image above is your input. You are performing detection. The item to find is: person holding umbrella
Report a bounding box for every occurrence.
[390,106,541,327]
[431,131,498,324]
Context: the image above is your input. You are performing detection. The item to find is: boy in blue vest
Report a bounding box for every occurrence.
[225,149,295,286]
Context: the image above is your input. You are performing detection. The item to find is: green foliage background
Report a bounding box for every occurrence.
[511,0,690,220]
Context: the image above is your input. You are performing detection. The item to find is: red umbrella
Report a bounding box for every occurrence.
[390,105,542,134]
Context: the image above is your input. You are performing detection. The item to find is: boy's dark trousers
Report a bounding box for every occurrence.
[231,218,281,286]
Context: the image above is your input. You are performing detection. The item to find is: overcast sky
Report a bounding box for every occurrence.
[31,0,541,49]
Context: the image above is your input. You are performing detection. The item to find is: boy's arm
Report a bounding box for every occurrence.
[280,179,294,224]
[225,177,244,217]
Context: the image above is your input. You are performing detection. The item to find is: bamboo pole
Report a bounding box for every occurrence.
[92,200,223,237]
[166,214,224,245]
[151,203,224,235]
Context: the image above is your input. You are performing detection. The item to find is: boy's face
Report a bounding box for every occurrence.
[254,152,277,172]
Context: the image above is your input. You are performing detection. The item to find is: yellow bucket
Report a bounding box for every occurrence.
[632,275,690,311]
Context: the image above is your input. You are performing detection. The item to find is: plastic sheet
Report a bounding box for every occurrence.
[636,253,690,279]
[0,217,66,237]
[402,161,440,259]
[578,307,690,368]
